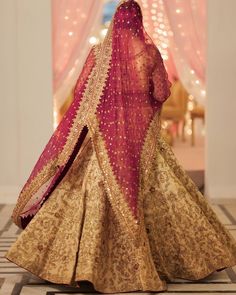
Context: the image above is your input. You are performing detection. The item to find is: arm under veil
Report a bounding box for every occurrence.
[151,48,172,103]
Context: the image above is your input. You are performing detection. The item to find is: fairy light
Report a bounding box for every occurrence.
[89,36,99,45]
[100,28,108,37]
[53,110,58,130]
[141,0,172,64]
[55,0,206,131]
[139,0,206,140]
[201,89,206,96]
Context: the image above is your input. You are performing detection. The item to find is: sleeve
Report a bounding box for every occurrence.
[151,49,172,103]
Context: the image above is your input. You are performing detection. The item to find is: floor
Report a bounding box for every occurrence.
[0,202,236,295]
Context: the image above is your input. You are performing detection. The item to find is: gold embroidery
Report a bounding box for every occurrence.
[6,140,166,293]
[12,158,58,227]
[6,134,236,292]
[143,134,236,279]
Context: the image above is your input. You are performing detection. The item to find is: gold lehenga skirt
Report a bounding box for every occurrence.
[5,135,236,293]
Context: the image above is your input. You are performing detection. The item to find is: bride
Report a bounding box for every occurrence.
[5,0,236,293]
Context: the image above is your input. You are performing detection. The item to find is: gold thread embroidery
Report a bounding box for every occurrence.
[88,117,165,290]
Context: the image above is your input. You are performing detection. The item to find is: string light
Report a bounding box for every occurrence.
[54,0,206,136]
[201,89,206,96]
[53,110,58,130]
[141,0,172,63]
[140,0,206,139]
[100,28,108,37]
[89,36,99,45]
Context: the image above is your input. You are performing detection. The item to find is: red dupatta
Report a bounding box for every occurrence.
[12,0,171,229]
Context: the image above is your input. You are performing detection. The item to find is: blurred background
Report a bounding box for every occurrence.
[0,0,236,203]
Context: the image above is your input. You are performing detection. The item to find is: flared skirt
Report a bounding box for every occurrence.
[5,135,236,293]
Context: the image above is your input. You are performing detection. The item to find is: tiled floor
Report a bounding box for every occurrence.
[0,202,236,295]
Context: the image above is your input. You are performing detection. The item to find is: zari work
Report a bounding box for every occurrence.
[6,134,236,293]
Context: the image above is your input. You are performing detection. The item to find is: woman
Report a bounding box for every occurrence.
[5,0,236,293]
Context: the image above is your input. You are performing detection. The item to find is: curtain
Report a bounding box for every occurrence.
[52,0,104,117]
[52,0,207,107]
[141,0,206,103]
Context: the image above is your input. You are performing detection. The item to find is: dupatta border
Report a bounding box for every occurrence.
[12,23,114,228]
[88,118,138,233]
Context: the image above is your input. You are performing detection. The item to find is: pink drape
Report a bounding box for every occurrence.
[52,0,103,113]
[140,0,206,103]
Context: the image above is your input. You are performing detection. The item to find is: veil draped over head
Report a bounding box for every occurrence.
[12,0,171,230]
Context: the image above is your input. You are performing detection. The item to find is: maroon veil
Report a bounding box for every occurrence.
[12,0,171,229]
